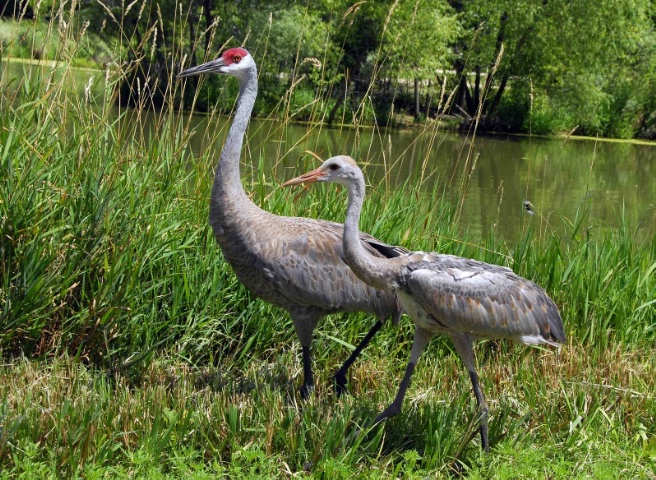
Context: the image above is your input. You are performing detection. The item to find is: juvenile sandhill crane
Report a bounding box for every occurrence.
[283,156,566,452]
[177,49,406,398]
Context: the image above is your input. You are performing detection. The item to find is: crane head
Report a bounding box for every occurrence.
[282,156,362,188]
[177,48,253,78]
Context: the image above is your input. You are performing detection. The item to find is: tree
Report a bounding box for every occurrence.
[448,0,655,136]
[384,0,459,120]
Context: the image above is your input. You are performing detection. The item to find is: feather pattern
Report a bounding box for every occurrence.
[392,253,565,344]
[217,208,404,321]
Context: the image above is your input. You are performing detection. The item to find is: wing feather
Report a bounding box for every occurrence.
[256,217,402,319]
[399,254,564,344]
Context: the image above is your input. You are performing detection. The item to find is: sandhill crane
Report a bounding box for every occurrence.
[177,50,407,398]
[283,155,566,452]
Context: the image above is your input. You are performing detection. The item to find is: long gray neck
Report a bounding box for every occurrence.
[343,175,396,291]
[212,66,258,204]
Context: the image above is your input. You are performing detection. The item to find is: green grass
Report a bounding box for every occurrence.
[1,9,655,478]
[1,347,654,477]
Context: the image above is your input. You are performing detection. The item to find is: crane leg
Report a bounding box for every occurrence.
[452,334,489,453]
[291,311,321,399]
[300,345,314,400]
[333,320,384,397]
[373,327,433,425]
[468,369,489,453]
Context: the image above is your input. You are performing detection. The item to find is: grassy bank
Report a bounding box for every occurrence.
[1,20,655,479]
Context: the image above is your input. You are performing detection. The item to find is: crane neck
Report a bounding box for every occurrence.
[343,175,396,291]
[213,66,258,202]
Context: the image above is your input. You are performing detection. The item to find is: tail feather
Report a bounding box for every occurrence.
[539,294,566,345]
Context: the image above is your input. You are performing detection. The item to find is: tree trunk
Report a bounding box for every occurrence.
[474,66,481,108]
[452,57,475,117]
[463,75,475,115]
[455,76,463,114]
[188,9,197,68]
[328,80,348,126]
[203,0,214,56]
[482,11,508,112]
[423,80,432,118]
[487,74,508,115]
[414,77,420,121]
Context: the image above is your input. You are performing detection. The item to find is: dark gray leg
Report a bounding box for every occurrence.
[300,345,314,400]
[334,320,384,397]
[468,369,489,453]
[451,334,489,453]
[373,361,416,424]
[291,311,321,399]
[373,327,433,425]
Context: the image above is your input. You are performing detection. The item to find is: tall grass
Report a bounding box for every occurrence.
[1,3,655,476]
[2,82,652,365]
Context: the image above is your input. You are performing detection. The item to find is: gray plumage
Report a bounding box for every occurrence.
[177,49,404,397]
[283,155,566,452]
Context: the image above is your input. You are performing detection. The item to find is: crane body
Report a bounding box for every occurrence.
[283,155,566,451]
[178,50,405,397]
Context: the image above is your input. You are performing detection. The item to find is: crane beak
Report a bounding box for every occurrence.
[177,58,226,78]
[281,167,326,187]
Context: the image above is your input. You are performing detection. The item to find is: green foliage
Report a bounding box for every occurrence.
[451,0,656,138]
[384,0,459,80]
[0,9,110,67]
[265,5,336,74]
[4,0,656,137]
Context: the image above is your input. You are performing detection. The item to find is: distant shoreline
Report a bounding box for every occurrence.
[1,55,103,73]
[2,56,654,147]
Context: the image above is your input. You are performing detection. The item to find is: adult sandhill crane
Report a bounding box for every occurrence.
[283,155,566,452]
[177,49,406,398]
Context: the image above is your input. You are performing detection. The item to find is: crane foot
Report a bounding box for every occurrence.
[372,403,401,425]
[333,372,349,397]
[299,383,314,400]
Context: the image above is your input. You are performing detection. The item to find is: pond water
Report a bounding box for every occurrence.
[3,60,655,244]
[181,113,656,245]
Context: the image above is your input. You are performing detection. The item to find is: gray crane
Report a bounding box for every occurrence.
[177,49,406,398]
[283,155,566,452]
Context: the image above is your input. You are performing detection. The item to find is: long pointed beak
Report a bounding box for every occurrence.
[281,167,326,187]
[177,58,225,78]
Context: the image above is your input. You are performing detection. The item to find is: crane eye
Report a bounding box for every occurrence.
[329,164,340,171]
[233,54,242,63]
